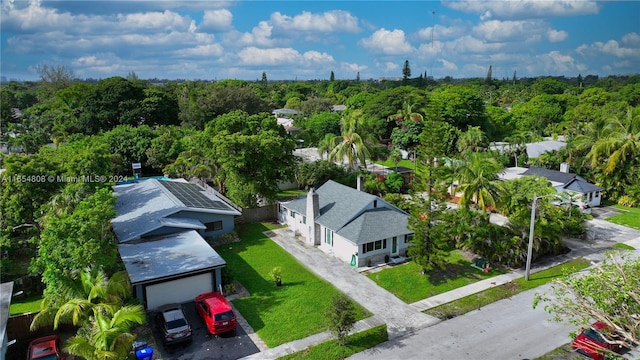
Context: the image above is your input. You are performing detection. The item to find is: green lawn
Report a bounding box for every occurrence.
[276,189,307,199]
[367,251,505,303]
[278,325,388,360]
[217,223,371,348]
[9,294,43,315]
[424,258,591,319]
[612,242,636,250]
[376,159,416,170]
[607,205,640,230]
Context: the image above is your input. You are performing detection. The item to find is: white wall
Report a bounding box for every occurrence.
[319,229,358,264]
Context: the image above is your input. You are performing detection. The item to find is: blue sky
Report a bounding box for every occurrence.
[1,0,639,81]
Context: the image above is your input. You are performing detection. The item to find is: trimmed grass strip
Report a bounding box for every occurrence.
[367,251,505,303]
[612,242,636,250]
[277,324,388,360]
[217,223,371,348]
[10,294,43,315]
[424,258,591,319]
[607,205,640,230]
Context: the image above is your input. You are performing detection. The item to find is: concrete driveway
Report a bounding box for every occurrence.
[150,301,259,360]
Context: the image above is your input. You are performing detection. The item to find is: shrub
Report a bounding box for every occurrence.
[327,294,357,345]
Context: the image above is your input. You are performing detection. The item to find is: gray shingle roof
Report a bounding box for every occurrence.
[563,178,603,193]
[337,208,411,244]
[111,179,240,243]
[282,180,411,243]
[118,230,226,285]
[522,167,576,184]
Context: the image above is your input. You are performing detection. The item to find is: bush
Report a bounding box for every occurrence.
[327,294,357,345]
[618,195,637,208]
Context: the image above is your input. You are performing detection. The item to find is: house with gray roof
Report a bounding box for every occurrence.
[498,163,603,209]
[111,178,241,309]
[278,179,413,267]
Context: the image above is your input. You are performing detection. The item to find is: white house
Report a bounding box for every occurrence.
[278,179,413,267]
[499,163,603,209]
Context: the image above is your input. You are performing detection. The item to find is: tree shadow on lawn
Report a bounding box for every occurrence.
[425,260,492,286]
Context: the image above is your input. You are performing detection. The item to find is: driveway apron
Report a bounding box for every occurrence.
[265,228,440,338]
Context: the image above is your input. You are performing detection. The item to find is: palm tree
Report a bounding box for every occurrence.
[457,126,488,154]
[317,133,335,160]
[65,305,145,360]
[587,107,640,175]
[454,152,505,212]
[31,267,131,331]
[328,110,372,171]
[388,101,423,125]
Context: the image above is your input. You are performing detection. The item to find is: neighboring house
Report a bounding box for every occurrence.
[499,163,603,209]
[0,282,14,360]
[490,139,567,159]
[111,178,241,310]
[278,179,413,267]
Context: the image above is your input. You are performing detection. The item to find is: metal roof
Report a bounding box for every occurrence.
[118,230,226,285]
[111,179,240,243]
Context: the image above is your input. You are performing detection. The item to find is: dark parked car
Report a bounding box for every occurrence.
[571,321,622,360]
[155,303,193,346]
[195,292,237,335]
[27,335,65,360]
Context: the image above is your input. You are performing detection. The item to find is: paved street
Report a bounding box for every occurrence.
[348,281,577,360]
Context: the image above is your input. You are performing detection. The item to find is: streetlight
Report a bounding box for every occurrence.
[525,192,559,281]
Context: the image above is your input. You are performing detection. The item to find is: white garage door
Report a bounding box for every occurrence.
[145,272,213,310]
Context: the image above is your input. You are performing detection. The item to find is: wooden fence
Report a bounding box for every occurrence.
[237,204,278,223]
[7,312,75,342]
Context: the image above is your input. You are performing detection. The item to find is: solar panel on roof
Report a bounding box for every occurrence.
[158,181,232,210]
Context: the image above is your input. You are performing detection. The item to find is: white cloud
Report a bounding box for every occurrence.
[416,24,466,41]
[536,51,584,74]
[444,0,600,19]
[222,21,279,47]
[341,62,367,72]
[438,59,458,71]
[116,10,193,32]
[236,47,334,66]
[622,32,640,47]
[199,9,233,32]
[180,44,224,57]
[360,28,413,55]
[447,35,505,53]
[375,61,399,73]
[547,29,568,43]
[270,10,360,34]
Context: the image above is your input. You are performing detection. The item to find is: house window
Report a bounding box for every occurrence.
[404,234,414,243]
[205,221,223,231]
[325,228,333,245]
[373,200,377,208]
[290,210,296,218]
[303,216,306,224]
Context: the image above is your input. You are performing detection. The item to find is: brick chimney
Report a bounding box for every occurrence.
[306,187,320,246]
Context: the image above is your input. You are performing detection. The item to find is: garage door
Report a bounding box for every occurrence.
[145,272,213,310]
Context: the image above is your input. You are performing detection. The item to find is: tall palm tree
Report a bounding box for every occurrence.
[587,106,640,175]
[317,133,335,160]
[328,110,372,171]
[31,267,131,331]
[454,152,505,212]
[65,305,145,360]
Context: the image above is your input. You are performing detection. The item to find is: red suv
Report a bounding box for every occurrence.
[28,335,65,360]
[571,321,622,360]
[195,292,237,335]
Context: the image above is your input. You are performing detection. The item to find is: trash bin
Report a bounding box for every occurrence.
[132,339,153,360]
[135,346,153,360]
[474,257,488,269]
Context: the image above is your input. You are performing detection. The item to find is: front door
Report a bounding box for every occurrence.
[391,236,398,256]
